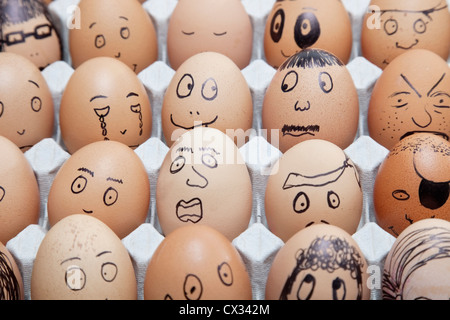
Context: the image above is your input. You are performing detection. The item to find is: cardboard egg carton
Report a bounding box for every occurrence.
[6,0,450,301]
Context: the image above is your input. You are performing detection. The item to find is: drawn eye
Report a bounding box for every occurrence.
[183,274,203,300]
[201,78,218,101]
[71,176,87,194]
[327,191,340,209]
[120,27,130,39]
[318,72,333,93]
[281,70,298,93]
[432,92,450,112]
[65,266,86,291]
[392,189,410,201]
[95,34,106,48]
[297,274,315,300]
[170,155,186,174]
[31,96,42,112]
[218,262,233,286]
[413,19,426,34]
[177,74,194,99]
[294,12,321,49]
[101,262,118,282]
[270,9,285,43]
[293,191,310,214]
[103,187,118,206]
[332,277,346,300]
[384,18,398,36]
[202,154,217,169]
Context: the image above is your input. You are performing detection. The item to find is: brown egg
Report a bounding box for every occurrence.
[69,0,158,74]
[0,52,54,152]
[383,218,450,300]
[368,49,450,151]
[162,51,253,148]
[0,136,40,244]
[156,127,252,241]
[144,224,252,300]
[361,0,450,70]
[59,56,152,154]
[265,139,362,243]
[264,0,353,69]
[0,241,24,300]
[31,214,137,300]
[48,140,150,239]
[265,224,370,300]
[0,0,62,70]
[262,48,359,153]
[374,133,450,237]
[167,0,253,70]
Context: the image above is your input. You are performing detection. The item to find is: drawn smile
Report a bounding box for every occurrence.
[282,124,320,137]
[281,50,297,58]
[170,114,219,130]
[17,129,25,135]
[396,39,419,50]
[176,198,203,223]
[83,209,93,214]
[401,131,449,141]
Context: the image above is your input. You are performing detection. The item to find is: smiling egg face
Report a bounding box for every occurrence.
[167,0,253,70]
[368,49,450,151]
[262,49,359,153]
[374,133,450,237]
[0,52,54,152]
[47,140,150,239]
[161,52,253,148]
[264,0,353,69]
[156,127,252,241]
[361,0,450,70]
[69,0,158,74]
[59,57,152,154]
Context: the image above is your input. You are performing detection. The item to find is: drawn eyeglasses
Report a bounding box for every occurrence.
[1,24,53,46]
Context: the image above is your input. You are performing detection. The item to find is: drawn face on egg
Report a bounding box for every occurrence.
[59,57,152,154]
[156,128,252,241]
[374,133,450,237]
[0,0,61,71]
[368,49,450,151]
[264,0,353,68]
[0,52,54,152]
[262,49,359,153]
[362,0,450,69]
[69,0,158,73]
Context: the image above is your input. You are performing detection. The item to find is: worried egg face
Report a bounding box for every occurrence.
[361,0,450,69]
[0,52,54,152]
[156,127,252,241]
[69,0,158,74]
[162,52,253,148]
[167,0,253,70]
[47,140,150,239]
[368,49,450,151]
[374,133,450,237]
[264,0,353,69]
[262,49,359,153]
[59,57,152,154]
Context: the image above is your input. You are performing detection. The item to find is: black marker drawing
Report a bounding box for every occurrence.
[281,124,320,137]
[279,235,364,300]
[0,186,5,202]
[0,250,21,300]
[294,11,320,49]
[217,262,233,287]
[176,197,203,223]
[94,106,110,140]
[383,224,450,300]
[184,274,203,300]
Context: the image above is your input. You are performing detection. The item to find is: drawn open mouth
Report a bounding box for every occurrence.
[170,114,218,130]
[282,124,320,137]
[176,198,203,223]
[396,39,418,50]
[400,131,449,141]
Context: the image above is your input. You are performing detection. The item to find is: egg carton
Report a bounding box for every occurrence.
[5,0,450,301]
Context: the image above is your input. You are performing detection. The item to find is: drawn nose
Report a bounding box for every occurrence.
[186,166,208,189]
[411,107,432,128]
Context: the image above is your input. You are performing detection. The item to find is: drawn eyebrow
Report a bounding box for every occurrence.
[96,251,112,257]
[28,80,40,88]
[126,92,139,98]
[60,257,81,265]
[182,31,195,36]
[427,73,446,97]
[89,22,96,29]
[90,95,108,102]
[400,74,422,98]
[78,167,94,177]
[119,16,128,21]
[389,91,411,98]
[213,31,227,36]
[106,177,123,184]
